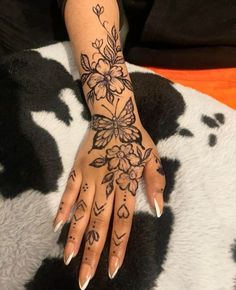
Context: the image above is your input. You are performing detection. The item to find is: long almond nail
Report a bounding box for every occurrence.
[109,256,120,279]
[64,251,74,265]
[53,220,63,233]
[154,198,162,218]
[79,264,92,290]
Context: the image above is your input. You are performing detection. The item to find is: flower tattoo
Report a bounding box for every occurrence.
[116,166,143,195]
[87,59,125,102]
[80,4,133,105]
[90,144,152,197]
[106,144,139,171]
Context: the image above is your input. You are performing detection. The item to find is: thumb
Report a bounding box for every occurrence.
[143,150,166,218]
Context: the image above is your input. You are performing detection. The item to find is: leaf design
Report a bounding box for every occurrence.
[87,90,95,102]
[112,26,118,41]
[123,79,133,91]
[90,157,107,168]
[137,147,142,159]
[102,172,114,184]
[107,35,115,50]
[143,148,152,161]
[115,55,125,64]
[107,93,114,104]
[104,45,114,61]
[81,73,90,86]
[81,54,91,71]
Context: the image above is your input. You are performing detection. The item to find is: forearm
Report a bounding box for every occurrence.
[64,0,142,126]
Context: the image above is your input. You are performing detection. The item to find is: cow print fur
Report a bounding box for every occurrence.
[0,42,235,290]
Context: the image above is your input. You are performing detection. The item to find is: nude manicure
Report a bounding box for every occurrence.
[109,256,120,279]
[53,220,63,233]
[154,198,162,218]
[64,251,74,266]
[79,264,92,290]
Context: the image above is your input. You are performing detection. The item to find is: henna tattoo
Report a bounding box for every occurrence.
[81,4,132,105]
[117,203,130,219]
[89,98,144,152]
[90,144,152,197]
[75,199,87,212]
[68,235,75,241]
[68,170,76,181]
[113,230,126,246]
[86,229,100,245]
[82,183,89,191]
[93,202,106,216]
[73,214,84,222]
[59,201,64,211]
[79,5,154,199]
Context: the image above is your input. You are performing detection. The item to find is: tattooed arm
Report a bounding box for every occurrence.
[53,1,166,289]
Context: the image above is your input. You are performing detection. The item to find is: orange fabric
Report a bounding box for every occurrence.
[146,67,236,110]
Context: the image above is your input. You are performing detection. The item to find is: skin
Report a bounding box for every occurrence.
[53,1,166,289]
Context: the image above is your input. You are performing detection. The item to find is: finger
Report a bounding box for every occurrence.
[78,190,115,290]
[53,168,82,232]
[108,187,135,279]
[63,179,95,265]
[143,149,166,218]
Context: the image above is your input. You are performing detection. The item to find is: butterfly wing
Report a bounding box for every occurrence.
[118,125,143,145]
[91,114,114,131]
[91,114,114,149]
[117,98,136,126]
[93,129,114,149]
[117,98,143,145]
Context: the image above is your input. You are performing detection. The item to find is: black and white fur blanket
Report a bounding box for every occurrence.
[0,42,236,290]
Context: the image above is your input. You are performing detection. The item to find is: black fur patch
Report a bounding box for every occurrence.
[129,73,186,143]
[161,158,181,203]
[201,115,219,128]
[208,134,217,147]
[179,128,194,137]
[214,113,225,125]
[27,210,174,290]
[0,51,82,198]
[231,240,236,263]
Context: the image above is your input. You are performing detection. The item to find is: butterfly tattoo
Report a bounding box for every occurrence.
[89,98,144,152]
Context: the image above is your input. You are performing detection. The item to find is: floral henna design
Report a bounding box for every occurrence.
[90,144,152,197]
[80,4,133,104]
[85,229,100,246]
[89,98,144,152]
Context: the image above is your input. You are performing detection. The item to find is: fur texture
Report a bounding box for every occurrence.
[0,42,235,290]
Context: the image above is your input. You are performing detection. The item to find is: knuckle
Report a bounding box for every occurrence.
[90,216,107,227]
[82,248,101,265]
[57,200,70,216]
[65,181,75,193]
[115,217,131,228]
[71,213,87,228]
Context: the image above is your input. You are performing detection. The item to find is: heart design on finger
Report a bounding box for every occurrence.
[117,203,130,219]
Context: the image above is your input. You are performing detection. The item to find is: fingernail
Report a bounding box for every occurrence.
[154,198,162,218]
[79,264,92,290]
[109,256,120,279]
[53,220,63,233]
[64,251,74,265]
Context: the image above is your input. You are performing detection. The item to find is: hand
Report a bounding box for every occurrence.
[53,122,165,289]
